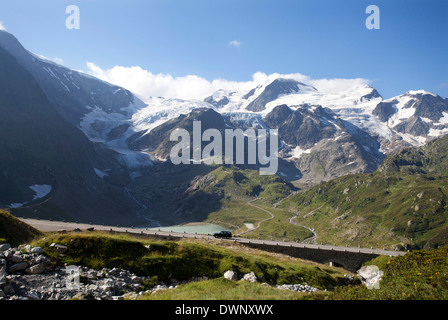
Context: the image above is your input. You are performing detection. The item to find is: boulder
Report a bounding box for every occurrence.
[52,244,68,254]
[72,292,94,300]
[0,244,11,252]
[22,244,32,253]
[223,270,238,281]
[241,272,258,283]
[11,255,24,263]
[25,263,46,275]
[8,262,29,273]
[2,284,14,295]
[31,247,44,254]
[25,292,41,300]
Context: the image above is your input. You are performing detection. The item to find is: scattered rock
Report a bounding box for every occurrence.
[51,244,68,254]
[11,255,24,263]
[72,292,94,300]
[2,284,14,295]
[25,292,41,300]
[31,247,44,254]
[0,244,11,252]
[277,283,320,293]
[224,270,238,281]
[0,243,181,300]
[25,263,46,275]
[8,262,29,273]
[241,272,258,283]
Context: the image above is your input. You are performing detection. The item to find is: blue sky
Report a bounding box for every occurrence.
[0,0,447,99]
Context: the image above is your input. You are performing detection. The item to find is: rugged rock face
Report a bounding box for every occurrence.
[293,134,381,183]
[372,91,448,139]
[204,94,230,108]
[265,104,383,183]
[373,100,398,122]
[378,133,448,176]
[394,116,432,137]
[129,107,227,160]
[360,88,382,102]
[0,44,139,225]
[265,104,343,149]
[412,93,448,121]
[0,31,136,125]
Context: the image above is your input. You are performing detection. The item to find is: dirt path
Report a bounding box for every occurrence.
[235,198,275,236]
[236,194,319,244]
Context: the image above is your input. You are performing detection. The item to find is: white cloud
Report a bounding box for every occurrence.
[34,53,64,65]
[0,21,6,31]
[309,78,371,93]
[50,57,64,65]
[228,40,241,47]
[86,62,215,100]
[84,62,371,101]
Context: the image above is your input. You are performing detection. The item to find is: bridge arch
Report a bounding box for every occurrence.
[325,261,348,270]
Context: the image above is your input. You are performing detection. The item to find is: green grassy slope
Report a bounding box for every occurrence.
[201,165,294,203]
[5,218,448,300]
[379,133,448,176]
[280,172,448,250]
[279,135,448,250]
[326,245,448,300]
[142,244,448,300]
[34,232,346,290]
[0,210,42,246]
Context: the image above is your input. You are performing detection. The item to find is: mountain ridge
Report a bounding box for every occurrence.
[1,29,448,230]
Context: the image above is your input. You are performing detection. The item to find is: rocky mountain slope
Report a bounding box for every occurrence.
[0,33,140,225]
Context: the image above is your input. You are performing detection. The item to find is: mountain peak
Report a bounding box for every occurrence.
[405,90,439,97]
[0,29,27,58]
[245,78,316,112]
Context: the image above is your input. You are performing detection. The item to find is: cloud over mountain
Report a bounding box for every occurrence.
[85,62,371,101]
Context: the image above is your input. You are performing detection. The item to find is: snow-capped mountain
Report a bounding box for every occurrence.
[0,30,154,179]
[125,76,447,165]
[2,28,446,183]
[374,91,448,142]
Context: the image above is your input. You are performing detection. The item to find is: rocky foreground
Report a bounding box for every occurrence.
[0,242,323,300]
[0,242,159,300]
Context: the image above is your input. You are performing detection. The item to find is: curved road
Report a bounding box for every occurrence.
[289,213,318,244]
[242,194,319,244]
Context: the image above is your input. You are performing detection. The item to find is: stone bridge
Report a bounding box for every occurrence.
[19,218,406,273]
[234,238,405,272]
